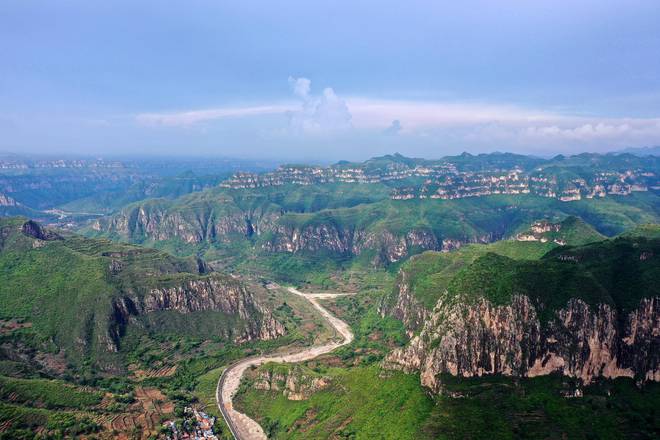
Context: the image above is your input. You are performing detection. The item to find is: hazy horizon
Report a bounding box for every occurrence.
[2,146,659,165]
[2,1,660,160]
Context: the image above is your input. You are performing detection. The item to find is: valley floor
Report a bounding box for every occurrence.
[217,288,356,440]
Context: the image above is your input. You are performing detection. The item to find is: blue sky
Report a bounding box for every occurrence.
[1,0,660,160]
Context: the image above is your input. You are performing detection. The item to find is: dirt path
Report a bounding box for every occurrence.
[216,287,355,440]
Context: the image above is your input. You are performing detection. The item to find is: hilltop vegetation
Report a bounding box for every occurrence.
[444,235,659,316]
[382,216,606,311]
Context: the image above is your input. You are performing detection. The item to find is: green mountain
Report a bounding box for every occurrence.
[87,185,658,277]
[0,217,283,373]
[380,216,606,332]
[233,229,660,440]
[386,234,660,391]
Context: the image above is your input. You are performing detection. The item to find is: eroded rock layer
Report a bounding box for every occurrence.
[385,295,660,391]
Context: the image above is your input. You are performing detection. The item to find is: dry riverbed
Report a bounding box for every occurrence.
[216,287,355,440]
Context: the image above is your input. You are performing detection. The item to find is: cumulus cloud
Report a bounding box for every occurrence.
[286,77,352,134]
[288,76,311,99]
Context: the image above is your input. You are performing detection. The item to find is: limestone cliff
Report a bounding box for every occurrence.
[261,225,446,263]
[379,270,430,337]
[0,193,17,207]
[0,218,285,368]
[93,199,501,265]
[385,296,659,391]
[384,237,660,391]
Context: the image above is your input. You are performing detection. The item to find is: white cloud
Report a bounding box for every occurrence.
[134,78,660,152]
[286,77,352,134]
[288,76,311,99]
[345,98,558,130]
[136,105,292,127]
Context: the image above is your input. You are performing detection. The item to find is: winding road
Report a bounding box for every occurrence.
[216,287,355,440]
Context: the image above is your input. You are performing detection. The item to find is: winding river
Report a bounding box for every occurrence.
[216,287,355,440]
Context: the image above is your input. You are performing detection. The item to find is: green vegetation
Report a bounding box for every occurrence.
[0,376,102,410]
[236,365,660,440]
[0,402,101,439]
[85,173,660,281]
[620,223,660,239]
[388,216,606,311]
[2,149,659,439]
[424,375,660,440]
[0,375,104,438]
[324,293,408,365]
[0,217,264,370]
[431,235,660,322]
[235,365,434,440]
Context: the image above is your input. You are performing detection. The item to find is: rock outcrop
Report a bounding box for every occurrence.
[379,270,430,336]
[92,203,281,245]
[249,365,331,401]
[385,295,660,392]
[261,225,446,263]
[21,219,61,241]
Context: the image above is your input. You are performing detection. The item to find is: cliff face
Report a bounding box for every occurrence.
[93,205,281,244]
[107,276,285,351]
[94,201,503,265]
[261,225,446,263]
[385,295,660,392]
[379,270,430,337]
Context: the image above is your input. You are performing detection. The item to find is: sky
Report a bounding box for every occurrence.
[1,0,660,161]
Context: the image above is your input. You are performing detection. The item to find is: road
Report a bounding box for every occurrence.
[216,287,355,440]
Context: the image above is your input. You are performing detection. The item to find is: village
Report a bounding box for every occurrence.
[162,407,219,440]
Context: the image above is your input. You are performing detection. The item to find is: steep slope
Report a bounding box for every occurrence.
[0,218,284,372]
[385,235,660,391]
[380,217,606,335]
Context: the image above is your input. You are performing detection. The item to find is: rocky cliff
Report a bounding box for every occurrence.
[91,195,503,265]
[385,295,659,392]
[261,225,450,263]
[0,193,17,207]
[379,270,430,337]
[92,203,280,244]
[107,276,285,351]
[384,237,660,391]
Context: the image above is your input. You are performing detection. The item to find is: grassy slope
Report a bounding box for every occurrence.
[394,216,606,310]
[425,375,660,440]
[86,181,658,258]
[0,217,260,368]
[441,236,660,322]
[271,193,658,239]
[232,193,656,289]
[235,365,433,440]
[0,375,104,439]
[236,368,660,440]
[0,376,102,410]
